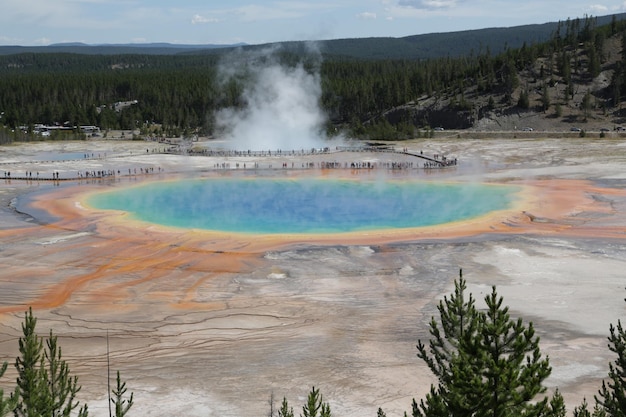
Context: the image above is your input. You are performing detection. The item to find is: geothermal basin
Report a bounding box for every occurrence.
[1,137,626,417]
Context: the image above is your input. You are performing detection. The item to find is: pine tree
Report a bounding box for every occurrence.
[414,270,479,417]
[594,289,626,417]
[472,285,552,417]
[45,330,88,417]
[111,371,133,417]
[302,387,321,417]
[574,398,593,417]
[0,361,17,417]
[320,402,332,417]
[581,91,593,120]
[301,387,331,417]
[278,397,294,417]
[541,84,551,112]
[12,307,89,417]
[13,307,48,417]
[517,89,530,109]
[413,271,553,417]
[547,389,566,417]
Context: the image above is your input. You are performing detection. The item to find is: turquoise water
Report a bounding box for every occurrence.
[87,178,518,234]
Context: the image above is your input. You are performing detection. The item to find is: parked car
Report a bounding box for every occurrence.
[522,127,533,131]
[570,127,582,132]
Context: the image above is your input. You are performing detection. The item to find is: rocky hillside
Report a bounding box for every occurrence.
[385,25,626,134]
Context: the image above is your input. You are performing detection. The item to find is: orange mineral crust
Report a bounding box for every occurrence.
[0,176,619,317]
[1,137,626,417]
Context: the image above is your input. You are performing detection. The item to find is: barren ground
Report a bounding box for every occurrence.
[0,137,625,417]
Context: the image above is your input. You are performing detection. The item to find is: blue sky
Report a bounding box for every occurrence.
[1,0,626,46]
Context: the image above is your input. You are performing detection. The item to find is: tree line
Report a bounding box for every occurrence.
[0,15,625,143]
[2,270,624,417]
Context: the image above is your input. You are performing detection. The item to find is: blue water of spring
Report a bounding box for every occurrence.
[87,178,518,234]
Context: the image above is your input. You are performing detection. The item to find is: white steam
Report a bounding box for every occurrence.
[216,46,330,150]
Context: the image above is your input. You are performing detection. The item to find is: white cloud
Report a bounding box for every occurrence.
[422,0,458,8]
[0,0,123,31]
[191,14,220,24]
[33,37,52,45]
[357,12,378,19]
[191,2,340,24]
[587,3,609,13]
[233,4,310,22]
[1,0,75,23]
[0,35,23,44]
[398,0,459,10]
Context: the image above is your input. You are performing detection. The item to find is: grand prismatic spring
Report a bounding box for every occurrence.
[86,178,518,234]
[1,137,626,417]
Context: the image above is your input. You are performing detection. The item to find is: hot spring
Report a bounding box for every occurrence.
[86,178,519,234]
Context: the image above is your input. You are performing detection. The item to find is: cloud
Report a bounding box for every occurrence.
[232,4,310,22]
[0,0,130,31]
[191,14,220,24]
[0,35,23,44]
[398,0,459,10]
[587,4,608,13]
[191,2,340,24]
[33,37,52,45]
[357,12,378,20]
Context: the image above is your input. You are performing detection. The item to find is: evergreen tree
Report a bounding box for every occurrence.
[13,307,48,417]
[12,307,88,417]
[415,270,479,417]
[320,402,331,417]
[278,397,294,417]
[594,289,626,417]
[0,361,17,417]
[574,398,593,417]
[45,330,88,417]
[555,103,563,118]
[581,91,593,120]
[517,89,530,109]
[111,371,133,417]
[302,387,321,417]
[541,84,551,112]
[301,387,331,417]
[413,271,553,417]
[472,285,552,417]
[547,389,566,417]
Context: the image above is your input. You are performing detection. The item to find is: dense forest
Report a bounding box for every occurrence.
[1,15,626,144]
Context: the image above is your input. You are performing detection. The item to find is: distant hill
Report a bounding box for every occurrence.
[3,13,626,139]
[318,13,626,59]
[0,42,247,56]
[314,23,559,60]
[1,13,625,60]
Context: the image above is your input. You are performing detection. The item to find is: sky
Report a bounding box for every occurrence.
[2,0,626,46]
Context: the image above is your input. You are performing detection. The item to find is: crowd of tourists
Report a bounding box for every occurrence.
[2,145,457,182]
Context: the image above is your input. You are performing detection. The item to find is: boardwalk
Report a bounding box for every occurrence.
[1,145,457,182]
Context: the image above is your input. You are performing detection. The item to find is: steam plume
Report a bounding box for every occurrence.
[216,45,329,150]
